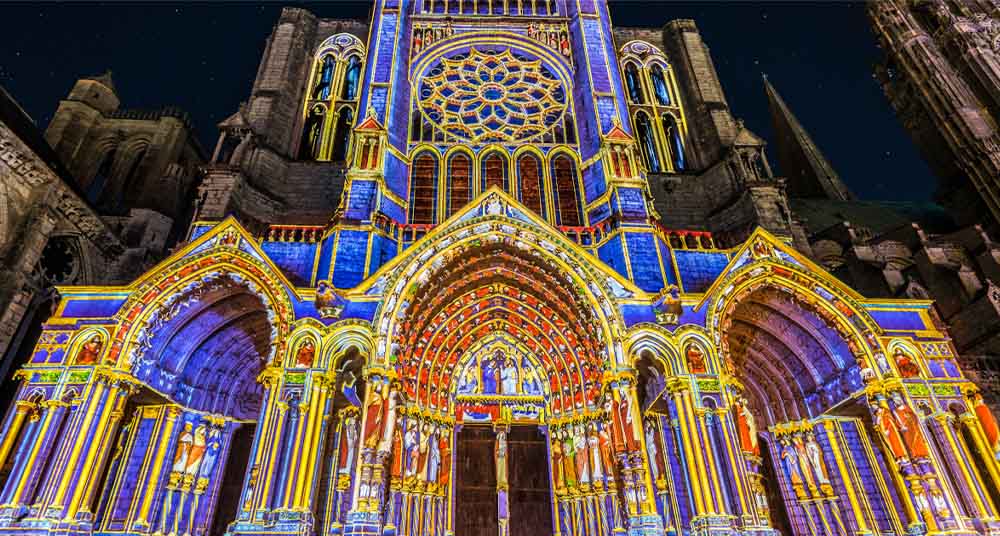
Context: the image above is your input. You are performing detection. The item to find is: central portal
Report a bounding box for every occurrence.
[453,425,553,536]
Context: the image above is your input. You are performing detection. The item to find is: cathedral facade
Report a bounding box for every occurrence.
[1,2,1000,536]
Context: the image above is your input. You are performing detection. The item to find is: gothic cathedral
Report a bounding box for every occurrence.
[1,2,1000,536]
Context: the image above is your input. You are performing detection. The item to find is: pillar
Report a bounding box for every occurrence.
[38,369,135,525]
[0,397,64,519]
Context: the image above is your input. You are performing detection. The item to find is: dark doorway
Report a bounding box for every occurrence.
[210,424,255,535]
[508,426,553,536]
[454,426,498,536]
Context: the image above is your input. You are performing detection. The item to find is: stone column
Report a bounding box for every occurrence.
[343,368,394,536]
[0,398,65,517]
[39,370,135,524]
[131,406,181,531]
[230,367,284,527]
[606,370,662,535]
[0,400,38,472]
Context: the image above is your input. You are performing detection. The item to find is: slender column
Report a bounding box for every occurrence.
[344,367,395,536]
[58,373,135,522]
[0,401,37,471]
[293,374,333,511]
[664,378,708,516]
[1,398,66,510]
[132,406,181,529]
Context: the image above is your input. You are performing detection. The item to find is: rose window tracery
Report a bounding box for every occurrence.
[417,48,568,142]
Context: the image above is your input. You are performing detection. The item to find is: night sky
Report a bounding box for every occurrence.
[2,1,937,202]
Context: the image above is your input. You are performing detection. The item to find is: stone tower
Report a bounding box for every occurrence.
[868,0,1000,229]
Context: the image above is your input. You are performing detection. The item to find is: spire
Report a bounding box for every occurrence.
[764,75,854,201]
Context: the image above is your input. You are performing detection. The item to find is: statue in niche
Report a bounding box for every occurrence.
[495,430,509,489]
[893,348,920,378]
[874,403,907,460]
[644,420,662,482]
[616,387,639,451]
[458,364,479,394]
[501,355,519,395]
[362,385,385,450]
[892,394,930,459]
[685,343,707,374]
[792,433,817,491]
[551,433,565,490]
[404,420,419,477]
[172,421,195,474]
[735,398,759,456]
[391,426,404,480]
[779,437,804,489]
[521,360,542,395]
[294,338,315,368]
[417,423,432,480]
[562,430,577,488]
[75,334,103,365]
[803,431,830,486]
[184,423,208,478]
[574,425,589,484]
[482,355,501,394]
[588,423,603,481]
[972,392,1000,460]
[598,422,615,476]
[438,428,452,486]
[198,428,223,480]
[339,414,358,474]
[243,465,260,510]
[427,425,441,484]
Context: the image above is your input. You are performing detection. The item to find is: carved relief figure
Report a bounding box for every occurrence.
[735,399,760,456]
[804,432,830,486]
[495,430,508,488]
[362,385,385,449]
[75,334,103,365]
[294,338,315,368]
[551,432,565,490]
[184,423,208,477]
[404,420,419,477]
[339,414,358,474]
[972,393,1000,460]
[438,428,452,487]
[588,423,603,481]
[893,348,920,378]
[874,403,908,460]
[562,430,577,488]
[574,425,589,484]
[892,395,930,458]
[501,356,519,395]
[686,343,707,374]
[418,423,431,479]
[644,420,663,482]
[779,437,804,488]
[427,425,441,483]
[172,421,195,474]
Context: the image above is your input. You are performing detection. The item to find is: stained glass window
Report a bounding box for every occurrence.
[417,48,568,143]
[517,154,545,218]
[314,56,335,100]
[635,112,661,173]
[481,152,508,192]
[551,155,581,227]
[624,62,644,104]
[331,107,354,162]
[410,152,438,224]
[448,153,472,218]
[651,64,672,106]
[299,108,325,161]
[342,56,361,101]
[662,113,685,171]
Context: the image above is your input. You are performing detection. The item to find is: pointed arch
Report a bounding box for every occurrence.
[446,149,473,218]
[341,55,362,101]
[331,106,354,162]
[550,152,582,226]
[662,112,686,171]
[515,151,545,218]
[624,61,645,104]
[634,111,661,173]
[480,149,509,194]
[409,150,439,224]
[650,63,672,106]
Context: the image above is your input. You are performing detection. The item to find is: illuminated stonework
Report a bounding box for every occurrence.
[417,48,568,142]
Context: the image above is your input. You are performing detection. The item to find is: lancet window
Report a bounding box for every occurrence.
[447,152,473,219]
[551,154,582,227]
[410,152,438,224]
[299,34,366,162]
[619,40,688,173]
[517,153,545,217]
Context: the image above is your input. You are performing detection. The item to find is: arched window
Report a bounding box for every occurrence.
[314,56,336,100]
[481,152,507,193]
[624,62,644,104]
[342,56,362,100]
[87,147,116,204]
[517,153,545,217]
[662,113,685,171]
[409,152,438,224]
[650,64,672,106]
[635,112,661,173]
[550,155,582,227]
[299,108,325,161]
[331,107,354,162]
[447,152,472,218]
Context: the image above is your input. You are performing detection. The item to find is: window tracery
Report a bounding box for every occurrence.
[410,152,439,224]
[299,33,365,162]
[447,152,472,219]
[619,40,688,173]
[551,154,582,227]
[412,48,573,144]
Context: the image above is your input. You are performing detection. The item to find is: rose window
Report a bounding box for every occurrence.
[417,48,568,142]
